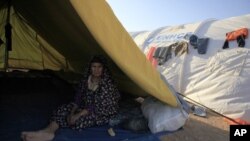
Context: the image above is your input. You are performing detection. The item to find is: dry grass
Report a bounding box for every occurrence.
[160,109,230,141]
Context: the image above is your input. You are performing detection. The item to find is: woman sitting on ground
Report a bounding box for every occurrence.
[21,55,121,141]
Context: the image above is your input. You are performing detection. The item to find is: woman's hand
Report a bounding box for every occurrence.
[67,113,80,126]
[67,109,89,126]
[79,109,89,116]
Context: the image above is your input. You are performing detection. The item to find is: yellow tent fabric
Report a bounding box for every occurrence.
[0,7,68,70]
[0,0,177,106]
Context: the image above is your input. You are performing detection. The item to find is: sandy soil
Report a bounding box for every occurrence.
[160,109,230,141]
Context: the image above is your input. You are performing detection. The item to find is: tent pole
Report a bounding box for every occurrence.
[4,0,12,71]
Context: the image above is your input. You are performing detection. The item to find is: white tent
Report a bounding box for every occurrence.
[131,14,250,123]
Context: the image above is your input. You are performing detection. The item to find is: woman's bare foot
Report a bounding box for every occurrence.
[21,121,59,141]
[21,130,55,141]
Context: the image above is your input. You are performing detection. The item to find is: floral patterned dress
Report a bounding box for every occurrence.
[51,57,120,131]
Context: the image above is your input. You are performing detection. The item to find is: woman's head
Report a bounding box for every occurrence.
[81,55,115,89]
[90,62,103,77]
[89,55,107,78]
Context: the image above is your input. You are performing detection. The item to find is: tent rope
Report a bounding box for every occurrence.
[177,93,242,125]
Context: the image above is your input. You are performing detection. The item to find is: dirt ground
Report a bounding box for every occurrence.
[160,109,230,141]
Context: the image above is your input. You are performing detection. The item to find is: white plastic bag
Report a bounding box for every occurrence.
[141,97,189,133]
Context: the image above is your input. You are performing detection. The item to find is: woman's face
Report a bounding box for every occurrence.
[90,62,103,77]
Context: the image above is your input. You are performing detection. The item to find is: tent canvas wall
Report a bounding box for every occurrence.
[131,14,250,123]
[0,0,177,106]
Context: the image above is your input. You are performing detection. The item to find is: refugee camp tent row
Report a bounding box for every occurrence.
[130,14,250,124]
[0,0,188,141]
